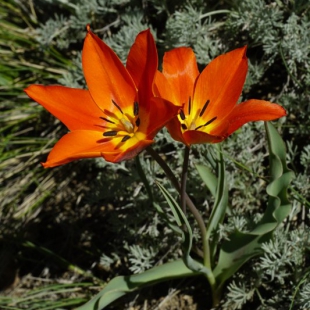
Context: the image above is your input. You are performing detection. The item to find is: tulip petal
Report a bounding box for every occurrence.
[166,116,187,145]
[126,29,157,106]
[222,99,286,136]
[155,47,199,111]
[194,46,248,122]
[24,85,102,131]
[139,97,181,139]
[183,130,224,146]
[102,139,154,163]
[42,130,116,167]
[43,129,155,167]
[82,27,137,113]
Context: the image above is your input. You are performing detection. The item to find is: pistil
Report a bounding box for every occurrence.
[120,117,134,133]
[179,98,216,132]
[101,100,141,143]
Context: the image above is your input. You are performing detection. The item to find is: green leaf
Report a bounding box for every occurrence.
[207,148,229,252]
[152,202,182,234]
[196,164,217,197]
[75,259,198,310]
[196,146,229,261]
[156,182,209,274]
[213,122,294,290]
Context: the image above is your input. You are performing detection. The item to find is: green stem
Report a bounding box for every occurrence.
[181,146,190,215]
[146,147,213,273]
[135,155,154,202]
[146,147,219,305]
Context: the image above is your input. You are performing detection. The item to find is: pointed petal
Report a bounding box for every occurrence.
[219,99,286,136]
[194,46,248,121]
[166,116,187,145]
[126,29,157,105]
[138,97,181,139]
[42,130,115,167]
[102,139,154,163]
[82,28,137,112]
[155,47,199,110]
[24,85,102,131]
[183,130,224,145]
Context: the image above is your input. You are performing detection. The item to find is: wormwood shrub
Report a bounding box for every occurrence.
[1,0,309,309]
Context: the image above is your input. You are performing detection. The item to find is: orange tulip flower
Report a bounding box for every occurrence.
[25,26,179,167]
[154,46,286,146]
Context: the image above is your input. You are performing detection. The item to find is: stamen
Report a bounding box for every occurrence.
[199,100,210,117]
[121,135,131,142]
[135,117,140,127]
[179,110,185,120]
[103,130,118,136]
[194,125,203,131]
[181,124,187,130]
[205,116,217,126]
[134,101,139,116]
[188,97,191,115]
[195,116,217,130]
[112,99,123,114]
[100,117,115,124]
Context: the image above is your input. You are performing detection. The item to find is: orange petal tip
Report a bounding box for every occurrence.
[41,162,48,168]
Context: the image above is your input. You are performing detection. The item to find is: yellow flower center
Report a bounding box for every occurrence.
[100,100,140,143]
[178,97,217,133]
[120,117,134,133]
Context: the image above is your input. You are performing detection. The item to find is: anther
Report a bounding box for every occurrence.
[103,130,118,136]
[121,135,131,142]
[199,100,210,117]
[112,99,123,114]
[100,117,115,124]
[135,117,140,127]
[205,116,217,126]
[134,101,139,116]
[181,124,187,130]
[188,97,191,115]
[179,110,185,120]
[195,116,217,130]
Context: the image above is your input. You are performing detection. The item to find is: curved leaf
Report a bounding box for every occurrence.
[156,181,211,275]
[196,146,229,261]
[196,164,217,197]
[213,122,294,289]
[76,259,198,310]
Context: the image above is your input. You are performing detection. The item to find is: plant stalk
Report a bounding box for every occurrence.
[180,146,190,215]
[146,146,213,273]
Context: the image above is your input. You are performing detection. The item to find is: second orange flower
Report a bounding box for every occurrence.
[154,46,286,146]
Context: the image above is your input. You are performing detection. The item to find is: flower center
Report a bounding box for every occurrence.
[100,99,140,143]
[179,97,217,132]
[120,117,134,133]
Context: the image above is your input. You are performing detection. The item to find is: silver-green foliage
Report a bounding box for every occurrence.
[5,0,310,308]
[222,226,310,309]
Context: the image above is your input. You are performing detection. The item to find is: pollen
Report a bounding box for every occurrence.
[100,99,141,143]
[103,130,118,136]
[134,101,139,116]
[121,135,131,142]
[195,116,217,130]
[179,109,185,120]
[199,100,210,117]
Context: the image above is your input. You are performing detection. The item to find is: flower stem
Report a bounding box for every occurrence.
[146,146,217,304]
[146,147,211,268]
[181,146,190,215]
[179,147,212,270]
[135,155,154,202]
